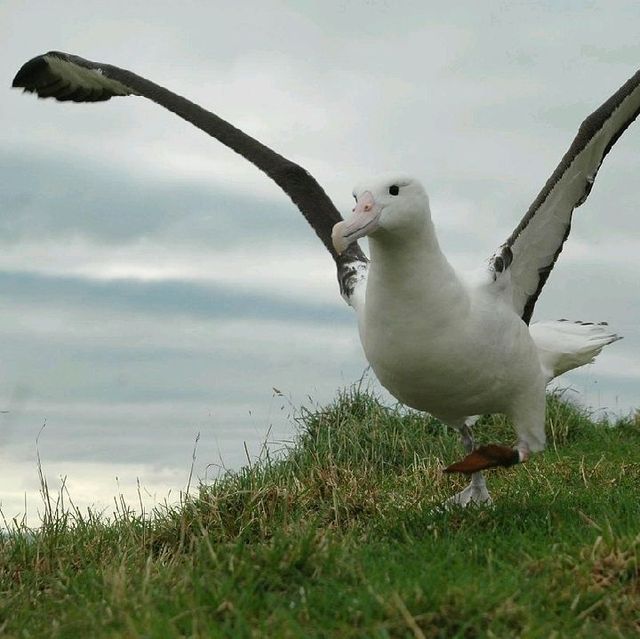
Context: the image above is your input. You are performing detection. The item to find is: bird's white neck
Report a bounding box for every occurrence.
[359,218,471,408]
[366,219,462,310]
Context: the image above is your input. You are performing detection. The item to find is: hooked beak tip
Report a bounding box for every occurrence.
[331,221,348,255]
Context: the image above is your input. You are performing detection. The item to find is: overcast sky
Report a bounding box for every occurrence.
[2,1,640,525]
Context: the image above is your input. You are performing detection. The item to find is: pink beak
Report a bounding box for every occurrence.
[331,191,381,255]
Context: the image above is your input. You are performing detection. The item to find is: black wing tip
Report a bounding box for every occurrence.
[12,51,64,88]
[12,55,45,89]
[12,52,64,96]
[11,51,118,103]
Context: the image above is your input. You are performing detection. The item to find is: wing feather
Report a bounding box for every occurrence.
[12,51,368,303]
[492,67,640,323]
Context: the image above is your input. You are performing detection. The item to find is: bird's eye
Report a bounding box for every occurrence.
[389,185,400,196]
[353,193,357,202]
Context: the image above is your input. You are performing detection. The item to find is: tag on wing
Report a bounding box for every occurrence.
[444,444,520,474]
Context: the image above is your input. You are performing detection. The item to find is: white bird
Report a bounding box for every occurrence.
[12,52,637,505]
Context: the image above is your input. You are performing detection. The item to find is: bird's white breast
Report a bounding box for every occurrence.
[358,262,542,423]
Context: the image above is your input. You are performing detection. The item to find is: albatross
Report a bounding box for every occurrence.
[12,52,638,505]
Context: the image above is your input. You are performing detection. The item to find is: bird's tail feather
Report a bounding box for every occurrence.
[529,319,622,381]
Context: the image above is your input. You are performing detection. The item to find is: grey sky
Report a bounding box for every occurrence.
[2,0,640,524]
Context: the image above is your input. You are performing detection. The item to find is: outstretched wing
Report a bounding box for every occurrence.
[12,51,368,304]
[488,67,640,324]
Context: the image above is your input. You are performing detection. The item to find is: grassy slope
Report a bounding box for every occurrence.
[1,390,639,638]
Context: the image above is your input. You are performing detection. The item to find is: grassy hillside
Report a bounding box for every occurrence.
[1,389,639,638]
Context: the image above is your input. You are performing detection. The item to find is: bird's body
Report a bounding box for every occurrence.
[347,179,548,457]
[362,268,543,426]
[364,230,513,414]
[11,51,638,504]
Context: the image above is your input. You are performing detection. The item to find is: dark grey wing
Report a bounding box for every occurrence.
[489,67,640,324]
[12,51,368,303]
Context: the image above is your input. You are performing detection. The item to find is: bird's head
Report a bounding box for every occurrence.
[332,175,430,254]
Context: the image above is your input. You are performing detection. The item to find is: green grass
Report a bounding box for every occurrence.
[1,388,639,638]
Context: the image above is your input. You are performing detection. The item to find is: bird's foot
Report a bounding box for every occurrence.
[443,443,520,474]
[443,479,493,509]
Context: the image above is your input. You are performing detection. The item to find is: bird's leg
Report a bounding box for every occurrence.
[444,419,492,508]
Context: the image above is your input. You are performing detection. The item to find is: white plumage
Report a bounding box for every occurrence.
[530,320,621,380]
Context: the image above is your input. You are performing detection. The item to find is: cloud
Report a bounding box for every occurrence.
[0,149,312,244]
